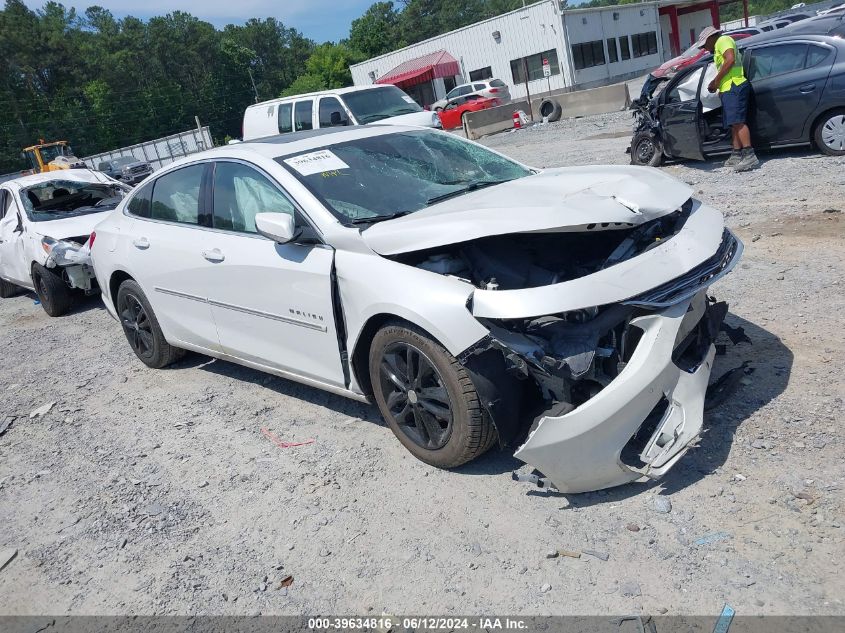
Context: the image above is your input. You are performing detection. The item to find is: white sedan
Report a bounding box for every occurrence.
[89,125,742,493]
[0,170,128,316]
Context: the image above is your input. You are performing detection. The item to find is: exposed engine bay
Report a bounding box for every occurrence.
[395,201,692,291]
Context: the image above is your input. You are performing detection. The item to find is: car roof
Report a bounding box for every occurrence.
[741,23,845,46]
[160,125,436,169]
[245,85,401,111]
[2,169,108,189]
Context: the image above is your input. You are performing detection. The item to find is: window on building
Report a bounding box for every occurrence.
[277,103,293,134]
[571,40,606,71]
[631,32,658,58]
[510,49,560,83]
[619,36,631,61]
[469,66,493,81]
[294,100,313,131]
[606,38,619,64]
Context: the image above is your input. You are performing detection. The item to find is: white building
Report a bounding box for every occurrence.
[350,0,750,107]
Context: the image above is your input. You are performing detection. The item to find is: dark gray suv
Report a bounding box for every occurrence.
[97,156,153,185]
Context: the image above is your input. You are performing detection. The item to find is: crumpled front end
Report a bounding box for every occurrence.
[513,291,726,493]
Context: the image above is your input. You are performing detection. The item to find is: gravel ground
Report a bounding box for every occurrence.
[1,109,843,618]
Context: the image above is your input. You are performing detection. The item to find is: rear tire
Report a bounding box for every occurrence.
[31,263,76,316]
[0,278,23,298]
[630,131,664,166]
[369,322,496,469]
[814,109,845,156]
[539,99,562,122]
[116,279,184,368]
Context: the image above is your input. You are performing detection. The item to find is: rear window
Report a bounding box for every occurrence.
[490,79,507,88]
[21,180,127,222]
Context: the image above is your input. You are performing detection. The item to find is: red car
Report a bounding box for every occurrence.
[437,95,501,130]
[652,31,754,78]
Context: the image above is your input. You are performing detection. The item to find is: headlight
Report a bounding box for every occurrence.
[41,236,87,266]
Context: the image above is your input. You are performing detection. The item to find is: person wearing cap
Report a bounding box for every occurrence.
[697,26,759,171]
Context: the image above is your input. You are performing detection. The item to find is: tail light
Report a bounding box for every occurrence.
[87,231,97,249]
[489,88,501,93]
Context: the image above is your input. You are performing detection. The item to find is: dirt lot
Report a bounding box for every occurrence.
[1,110,844,618]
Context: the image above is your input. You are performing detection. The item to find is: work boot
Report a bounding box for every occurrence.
[733,148,759,172]
[723,150,742,168]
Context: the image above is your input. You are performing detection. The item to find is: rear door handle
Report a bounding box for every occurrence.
[132,237,150,249]
[799,83,816,93]
[202,248,225,263]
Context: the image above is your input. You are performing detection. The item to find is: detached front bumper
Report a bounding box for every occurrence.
[514,291,721,493]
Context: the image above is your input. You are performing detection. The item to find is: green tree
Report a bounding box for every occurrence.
[349,2,403,57]
[280,73,326,97]
[306,42,362,88]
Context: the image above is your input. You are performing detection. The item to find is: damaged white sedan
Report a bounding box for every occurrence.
[89,125,742,493]
[0,170,129,316]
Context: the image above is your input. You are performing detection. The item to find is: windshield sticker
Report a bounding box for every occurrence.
[401,96,416,104]
[284,150,350,176]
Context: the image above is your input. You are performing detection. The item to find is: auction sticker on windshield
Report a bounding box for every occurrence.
[284,150,350,176]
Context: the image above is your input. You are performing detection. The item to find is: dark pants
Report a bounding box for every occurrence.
[721,81,751,127]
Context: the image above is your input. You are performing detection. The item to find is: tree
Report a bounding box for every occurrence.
[280,74,326,97]
[306,43,362,88]
[349,1,402,58]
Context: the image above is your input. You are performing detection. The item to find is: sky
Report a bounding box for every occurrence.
[23,0,379,42]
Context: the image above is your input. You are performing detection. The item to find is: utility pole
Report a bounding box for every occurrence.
[247,66,260,103]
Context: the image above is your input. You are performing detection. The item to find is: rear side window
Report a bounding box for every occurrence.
[0,190,8,219]
[806,45,831,68]
[127,181,153,218]
[294,101,313,131]
[278,103,293,134]
[212,162,296,233]
[473,83,486,91]
[748,43,808,80]
[150,164,205,225]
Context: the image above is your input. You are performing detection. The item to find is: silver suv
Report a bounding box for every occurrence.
[431,79,511,111]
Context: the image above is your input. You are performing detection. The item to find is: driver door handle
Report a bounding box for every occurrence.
[799,83,815,93]
[132,237,150,249]
[202,248,225,263]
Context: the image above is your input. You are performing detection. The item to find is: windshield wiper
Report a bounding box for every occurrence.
[426,179,510,205]
[347,210,413,226]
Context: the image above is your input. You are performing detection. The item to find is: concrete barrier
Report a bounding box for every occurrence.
[530,83,631,121]
[462,100,530,140]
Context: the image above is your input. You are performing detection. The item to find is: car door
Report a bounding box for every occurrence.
[125,164,221,353]
[746,42,835,144]
[202,160,346,387]
[658,66,706,160]
[0,189,31,285]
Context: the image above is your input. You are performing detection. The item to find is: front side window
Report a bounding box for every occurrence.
[319,97,349,127]
[748,43,808,80]
[342,86,422,124]
[278,130,532,225]
[294,100,313,131]
[278,103,293,134]
[212,162,296,233]
[150,164,205,225]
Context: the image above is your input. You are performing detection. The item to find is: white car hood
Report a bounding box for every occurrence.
[372,110,440,128]
[361,166,693,256]
[30,211,111,241]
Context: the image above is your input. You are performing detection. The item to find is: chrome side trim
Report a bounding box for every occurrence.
[208,299,328,332]
[154,287,207,303]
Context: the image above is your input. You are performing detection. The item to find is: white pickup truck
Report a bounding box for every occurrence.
[0,170,129,316]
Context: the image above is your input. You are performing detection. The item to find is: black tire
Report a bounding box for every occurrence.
[813,109,845,156]
[31,263,76,317]
[630,131,664,166]
[369,322,496,468]
[539,99,562,122]
[116,279,184,368]
[0,277,23,298]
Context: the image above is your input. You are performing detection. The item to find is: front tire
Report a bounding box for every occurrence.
[814,109,845,156]
[31,263,76,316]
[630,131,664,166]
[116,279,184,368]
[369,322,496,468]
[0,278,23,299]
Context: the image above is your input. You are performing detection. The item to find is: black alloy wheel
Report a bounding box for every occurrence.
[378,342,453,451]
[119,292,154,358]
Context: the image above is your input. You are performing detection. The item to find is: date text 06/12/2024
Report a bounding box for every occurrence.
[307,617,528,630]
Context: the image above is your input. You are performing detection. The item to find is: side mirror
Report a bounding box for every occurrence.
[330,111,347,126]
[255,212,297,244]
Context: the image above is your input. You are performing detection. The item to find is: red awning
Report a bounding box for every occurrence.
[375,50,460,88]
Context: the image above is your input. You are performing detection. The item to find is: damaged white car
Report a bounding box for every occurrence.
[89,126,742,493]
[0,171,129,316]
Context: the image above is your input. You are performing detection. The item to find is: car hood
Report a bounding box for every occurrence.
[371,110,440,128]
[30,211,111,241]
[361,166,694,256]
